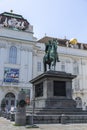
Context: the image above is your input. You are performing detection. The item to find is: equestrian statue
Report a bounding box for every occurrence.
[43,39,60,72]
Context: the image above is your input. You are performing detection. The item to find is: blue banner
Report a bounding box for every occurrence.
[4,68,19,83]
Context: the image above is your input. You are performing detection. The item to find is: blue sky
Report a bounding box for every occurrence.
[0,0,87,43]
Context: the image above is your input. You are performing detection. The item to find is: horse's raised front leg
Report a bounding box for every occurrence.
[52,61,56,70]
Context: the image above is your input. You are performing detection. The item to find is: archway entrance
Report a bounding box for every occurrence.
[5,92,15,111]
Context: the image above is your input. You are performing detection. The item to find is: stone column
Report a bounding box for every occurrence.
[66,81,72,99]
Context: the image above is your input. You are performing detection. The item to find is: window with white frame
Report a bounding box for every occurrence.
[74,78,80,91]
[37,62,41,72]
[9,46,17,64]
[66,59,71,73]
[61,61,65,71]
[73,60,79,75]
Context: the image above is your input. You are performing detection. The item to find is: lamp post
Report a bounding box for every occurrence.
[31,85,35,125]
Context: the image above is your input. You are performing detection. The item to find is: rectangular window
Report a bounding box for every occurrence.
[73,63,79,75]
[9,46,17,64]
[11,100,15,105]
[37,62,41,72]
[61,62,65,71]
[74,78,80,91]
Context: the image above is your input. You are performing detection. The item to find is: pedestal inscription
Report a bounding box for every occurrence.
[54,81,66,96]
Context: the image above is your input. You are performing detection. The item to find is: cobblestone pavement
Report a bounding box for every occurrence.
[0,117,87,130]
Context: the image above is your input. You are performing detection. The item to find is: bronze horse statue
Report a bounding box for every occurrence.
[43,39,59,72]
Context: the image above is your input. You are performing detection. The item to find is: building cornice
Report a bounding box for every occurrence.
[37,36,87,51]
[0,35,36,45]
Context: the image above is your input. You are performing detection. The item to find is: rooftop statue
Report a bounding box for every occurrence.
[43,39,60,72]
[0,12,29,31]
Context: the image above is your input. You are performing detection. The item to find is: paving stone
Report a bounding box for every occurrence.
[0,117,87,130]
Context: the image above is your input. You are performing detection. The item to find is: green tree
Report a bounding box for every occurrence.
[1,98,6,111]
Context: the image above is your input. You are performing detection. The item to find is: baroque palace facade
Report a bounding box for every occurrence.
[0,12,87,110]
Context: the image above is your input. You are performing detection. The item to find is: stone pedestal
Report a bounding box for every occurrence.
[15,107,26,125]
[30,71,76,111]
[15,89,26,126]
[29,71,87,124]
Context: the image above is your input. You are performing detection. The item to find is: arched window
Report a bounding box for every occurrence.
[9,46,17,64]
[5,92,15,98]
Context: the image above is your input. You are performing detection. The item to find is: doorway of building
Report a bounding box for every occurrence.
[5,92,15,111]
